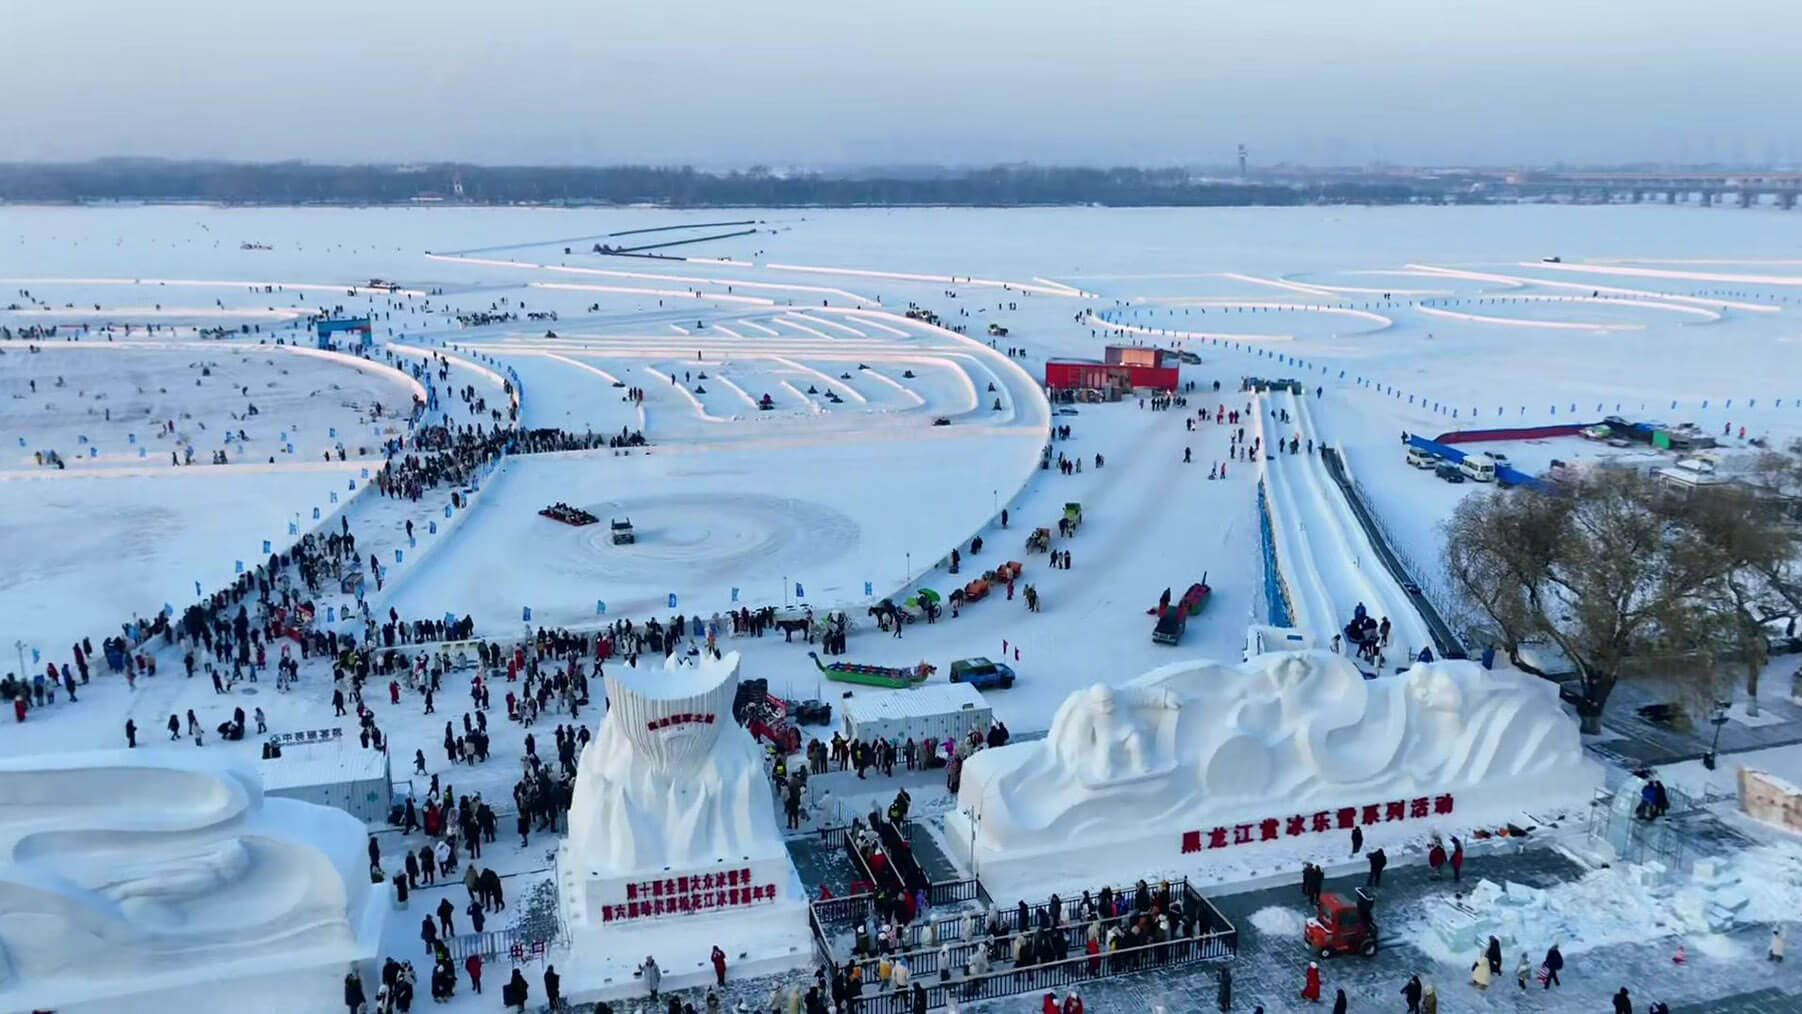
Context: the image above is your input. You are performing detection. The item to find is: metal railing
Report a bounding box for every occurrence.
[847,924,1236,1013]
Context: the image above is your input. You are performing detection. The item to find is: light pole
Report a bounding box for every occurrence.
[1703,698,1732,770]
[963,802,984,877]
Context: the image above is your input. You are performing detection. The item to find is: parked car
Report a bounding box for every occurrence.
[1435,462,1466,483]
[949,657,1016,689]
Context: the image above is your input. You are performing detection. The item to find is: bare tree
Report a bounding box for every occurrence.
[1443,469,1729,734]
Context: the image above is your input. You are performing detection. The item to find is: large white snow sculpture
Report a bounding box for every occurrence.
[557,651,811,1002]
[565,650,784,876]
[949,651,1595,877]
[0,750,383,1014]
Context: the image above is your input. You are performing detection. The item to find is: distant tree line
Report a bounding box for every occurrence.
[0,160,1437,207]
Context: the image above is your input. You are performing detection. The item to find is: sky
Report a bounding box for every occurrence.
[3,0,1799,168]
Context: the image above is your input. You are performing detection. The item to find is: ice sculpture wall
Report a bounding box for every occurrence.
[949,651,1596,872]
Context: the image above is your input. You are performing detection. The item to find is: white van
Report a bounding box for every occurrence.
[1406,446,1436,470]
[1460,454,1497,482]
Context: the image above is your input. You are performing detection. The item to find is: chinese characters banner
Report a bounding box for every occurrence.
[1181,794,1454,854]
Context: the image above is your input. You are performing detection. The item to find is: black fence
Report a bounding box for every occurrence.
[838,878,1215,986]
[848,925,1236,1013]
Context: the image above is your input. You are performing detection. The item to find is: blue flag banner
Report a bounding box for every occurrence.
[730,587,740,602]
[522,606,532,622]
[139,447,147,458]
[361,468,370,478]
[394,549,404,563]
[313,507,322,519]
[865,581,873,596]
[428,521,437,535]
[330,491,339,503]
[262,540,272,554]
[445,612,457,628]
[163,602,174,615]
[444,505,453,518]
[289,521,298,535]
[668,593,678,608]
[31,649,40,664]
[795,582,805,599]
[234,560,244,573]
[348,479,357,490]
[329,427,336,438]
[596,600,607,615]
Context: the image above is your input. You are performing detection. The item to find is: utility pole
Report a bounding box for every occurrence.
[1237,144,1248,180]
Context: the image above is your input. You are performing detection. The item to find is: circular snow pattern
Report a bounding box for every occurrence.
[556,492,861,583]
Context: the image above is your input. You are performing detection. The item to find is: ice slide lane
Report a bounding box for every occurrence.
[1316,447,1466,660]
[1262,390,1433,661]
[1289,389,1437,660]
[1256,393,1342,642]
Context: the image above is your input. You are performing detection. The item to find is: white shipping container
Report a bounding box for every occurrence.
[838,682,992,746]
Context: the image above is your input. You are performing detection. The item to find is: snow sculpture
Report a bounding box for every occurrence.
[565,650,781,873]
[0,751,382,1013]
[557,651,812,1002]
[950,651,1595,875]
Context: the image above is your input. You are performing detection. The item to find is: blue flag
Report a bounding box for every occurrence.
[730,587,739,602]
[234,560,244,574]
[313,507,322,519]
[195,580,203,597]
[263,540,273,553]
[795,582,805,599]
[394,549,404,563]
[596,600,607,615]
[864,581,873,596]
[667,593,678,609]
[522,605,532,622]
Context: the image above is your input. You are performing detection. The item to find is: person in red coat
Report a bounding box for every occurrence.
[1301,961,1322,1002]
[711,945,727,986]
[1451,836,1465,882]
[1041,991,1060,1014]
[1062,990,1083,1014]
[465,953,483,993]
[1086,937,1100,974]
[1428,838,1447,878]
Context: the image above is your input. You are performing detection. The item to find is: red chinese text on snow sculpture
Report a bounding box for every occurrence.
[1180,794,1454,854]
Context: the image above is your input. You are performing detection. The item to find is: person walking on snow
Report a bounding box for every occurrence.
[1542,942,1564,987]
[1402,974,1422,1013]
[1300,961,1321,1002]
[1771,926,1786,962]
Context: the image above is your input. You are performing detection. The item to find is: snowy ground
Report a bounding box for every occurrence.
[7,203,1802,1011]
